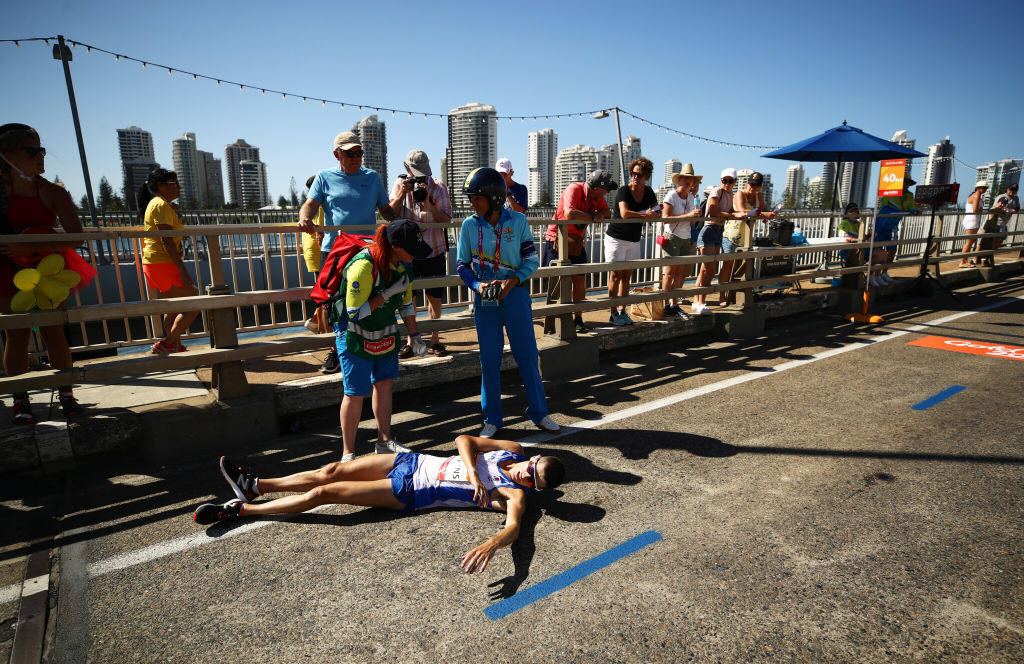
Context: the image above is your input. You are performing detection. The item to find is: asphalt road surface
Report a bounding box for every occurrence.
[2,277,1023,663]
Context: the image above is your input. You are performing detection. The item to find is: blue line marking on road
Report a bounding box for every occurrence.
[484,530,663,620]
[912,385,966,411]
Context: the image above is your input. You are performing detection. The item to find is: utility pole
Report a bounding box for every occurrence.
[53,35,108,263]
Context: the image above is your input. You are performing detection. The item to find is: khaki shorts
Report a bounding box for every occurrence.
[661,235,691,257]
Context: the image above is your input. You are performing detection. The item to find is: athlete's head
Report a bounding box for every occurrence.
[528,454,565,491]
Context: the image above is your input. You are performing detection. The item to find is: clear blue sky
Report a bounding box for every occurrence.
[3,0,1022,210]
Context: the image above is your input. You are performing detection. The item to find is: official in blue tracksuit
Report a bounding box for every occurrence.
[456,168,562,439]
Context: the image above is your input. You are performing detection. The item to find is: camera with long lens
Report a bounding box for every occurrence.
[399,174,429,202]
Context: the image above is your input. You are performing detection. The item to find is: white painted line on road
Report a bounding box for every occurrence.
[0,583,19,605]
[520,296,1023,444]
[20,573,48,598]
[2,295,1014,591]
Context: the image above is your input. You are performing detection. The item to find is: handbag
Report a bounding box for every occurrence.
[629,286,664,320]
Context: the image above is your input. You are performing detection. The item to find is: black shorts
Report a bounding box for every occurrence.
[412,253,448,299]
[542,241,589,267]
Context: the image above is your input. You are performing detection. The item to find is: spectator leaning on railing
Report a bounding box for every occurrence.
[389,150,452,358]
[543,169,615,335]
[607,158,660,326]
[723,171,777,304]
[659,164,702,318]
[692,168,744,315]
[297,131,400,375]
[138,168,201,356]
[0,123,95,424]
[457,167,561,439]
[990,183,1020,254]
[959,181,987,269]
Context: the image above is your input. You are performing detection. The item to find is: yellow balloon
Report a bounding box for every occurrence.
[10,290,36,313]
[13,268,41,291]
[37,253,65,276]
[54,269,81,288]
[37,277,70,306]
[35,292,58,310]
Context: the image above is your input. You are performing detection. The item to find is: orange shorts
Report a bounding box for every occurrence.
[143,262,187,293]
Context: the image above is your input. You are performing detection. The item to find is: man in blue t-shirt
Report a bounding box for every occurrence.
[495,157,528,213]
[297,131,399,374]
[297,131,399,254]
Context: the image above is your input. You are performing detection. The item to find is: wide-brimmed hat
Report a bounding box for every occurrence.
[672,163,700,186]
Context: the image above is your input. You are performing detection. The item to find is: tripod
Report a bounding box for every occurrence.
[908,203,960,304]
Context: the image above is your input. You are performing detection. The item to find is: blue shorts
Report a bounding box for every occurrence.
[335,325,400,396]
[697,223,723,248]
[388,451,419,512]
[721,236,740,255]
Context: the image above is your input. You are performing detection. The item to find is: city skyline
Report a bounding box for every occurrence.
[6,1,1020,212]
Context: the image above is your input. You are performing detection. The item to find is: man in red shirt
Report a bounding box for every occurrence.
[543,170,616,334]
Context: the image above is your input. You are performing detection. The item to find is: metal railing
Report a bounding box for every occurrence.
[8,209,1024,360]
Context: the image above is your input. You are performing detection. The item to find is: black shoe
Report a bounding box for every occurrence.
[397,344,414,359]
[58,392,83,419]
[194,499,244,525]
[320,349,340,374]
[13,397,35,425]
[574,319,587,334]
[219,456,259,502]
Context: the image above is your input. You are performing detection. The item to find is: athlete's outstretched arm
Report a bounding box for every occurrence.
[460,488,525,574]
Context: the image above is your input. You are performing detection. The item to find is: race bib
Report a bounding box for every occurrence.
[436,457,469,483]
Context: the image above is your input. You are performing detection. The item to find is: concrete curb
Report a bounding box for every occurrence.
[2,259,1020,475]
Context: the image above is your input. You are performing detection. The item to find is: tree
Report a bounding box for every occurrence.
[288,177,300,207]
[79,194,89,210]
[277,195,289,207]
[782,187,796,209]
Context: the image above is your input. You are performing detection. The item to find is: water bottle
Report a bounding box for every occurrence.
[792,225,806,245]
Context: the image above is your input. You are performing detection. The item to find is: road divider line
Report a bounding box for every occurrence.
[912,386,967,410]
[484,531,663,620]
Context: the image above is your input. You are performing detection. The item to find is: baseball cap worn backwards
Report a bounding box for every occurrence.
[586,169,617,191]
[495,157,513,173]
[386,219,433,260]
[334,131,361,151]
[405,150,432,177]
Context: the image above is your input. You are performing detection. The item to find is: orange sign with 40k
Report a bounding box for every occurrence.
[908,335,1024,361]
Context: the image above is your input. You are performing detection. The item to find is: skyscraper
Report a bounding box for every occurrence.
[891,130,916,180]
[527,129,557,207]
[197,150,225,208]
[785,164,804,207]
[239,160,270,208]
[922,137,955,185]
[819,162,836,208]
[351,114,387,188]
[553,145,601,204]
[976,159,1022,207]
[117,126,159,210]
[172,132,202,208]
[663,159,682,188]
[762,173,773,208]
[838,161,872,209]
[225,139,261,206]
[446,102,496,197]
[806,176,824,208]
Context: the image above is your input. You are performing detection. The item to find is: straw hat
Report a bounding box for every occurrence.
[672,163,701,186]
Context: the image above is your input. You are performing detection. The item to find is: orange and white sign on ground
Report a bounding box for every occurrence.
[908,335,1024,361]
[877,159,906,198]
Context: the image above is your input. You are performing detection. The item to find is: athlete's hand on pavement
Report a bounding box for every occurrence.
[461,540,497,574]
[379,274,410,299]
[409,333,427,356]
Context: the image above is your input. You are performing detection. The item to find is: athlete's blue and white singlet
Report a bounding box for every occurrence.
[390,450,531,512]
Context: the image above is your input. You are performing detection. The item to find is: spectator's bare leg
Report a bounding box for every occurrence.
[372,379,393,442]
[339,394,365,456]
[426,294,442,346]
[2,328,31,376]
[39,325,72,370]
[959,230,977,267]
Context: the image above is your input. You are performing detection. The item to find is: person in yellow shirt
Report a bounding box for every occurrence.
[137,169,199,355]
[299,174,337,373]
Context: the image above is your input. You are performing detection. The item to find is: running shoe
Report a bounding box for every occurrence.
[150,340,174,355]
[320,349,340,374]
[303,317,319,334]
[610,313,628,326]
[619,311,634,325]
[479,423,498,438]
[12,397,35,425]
[193,499,244,525]
[692,303,712,316]
[663,304,677,317]
[174,342,188,353]
[397,344,414,359]
[58,392,83,419]
[375,439,412,454]
[219,456,259,502]
[340,452,356,463]
[673,307,690,320]
[535,415,562,434]
[574,319,587,335]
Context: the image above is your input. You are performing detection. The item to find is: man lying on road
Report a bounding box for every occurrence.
[194,435,565,573]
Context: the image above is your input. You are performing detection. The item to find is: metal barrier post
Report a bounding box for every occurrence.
[205,237,249,398]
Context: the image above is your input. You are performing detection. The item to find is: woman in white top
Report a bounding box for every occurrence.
[659,168,702,316]
[959,182,987,268]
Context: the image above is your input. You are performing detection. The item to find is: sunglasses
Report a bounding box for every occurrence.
[339,148,364,158]
[631,171,647,179]
[526,455,541,489]
[21,146,46,157]
[722,177,736,184]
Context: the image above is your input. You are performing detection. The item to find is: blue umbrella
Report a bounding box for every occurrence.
[763,121,925,209]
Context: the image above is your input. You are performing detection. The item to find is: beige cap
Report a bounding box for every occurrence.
[333,131,361,151]
[405,149,432,177]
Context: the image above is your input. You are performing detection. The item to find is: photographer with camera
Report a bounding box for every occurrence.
[457,167,561,439]
[389,150,452,358]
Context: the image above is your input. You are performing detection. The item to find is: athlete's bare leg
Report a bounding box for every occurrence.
[241,478,403,516]
[257,453,397,494]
